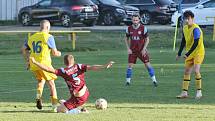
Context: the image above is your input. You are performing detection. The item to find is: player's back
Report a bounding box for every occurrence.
[28,32,52,70]
[56,64,87,95]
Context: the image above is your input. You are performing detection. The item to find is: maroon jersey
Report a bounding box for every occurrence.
[55,64,87,96]
[126,24,148,52]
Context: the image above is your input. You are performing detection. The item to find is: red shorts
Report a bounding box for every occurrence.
[128,51,150,64]
[64,90,90,110]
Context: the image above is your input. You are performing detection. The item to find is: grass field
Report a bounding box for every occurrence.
[0,28,215,121]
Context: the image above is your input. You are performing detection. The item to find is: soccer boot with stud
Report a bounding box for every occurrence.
[176,91,188,99]
[36,98,43,110]
[195,90,202,99]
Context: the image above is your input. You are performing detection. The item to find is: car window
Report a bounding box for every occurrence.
[156,0,174,5]
[99,0,121,5]
[125,0,139,4]
[139,0,155,4]
[203,1,215,8]
[70,0,94,5]
[52,0,68,6]
[126,0,154,4]
[182,0,200,4]
[39,0,51,6]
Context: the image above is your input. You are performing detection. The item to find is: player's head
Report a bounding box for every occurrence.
[40,20,51,32]
[183,10,194,26]
[132,14,141,26]
[64,54,75,66]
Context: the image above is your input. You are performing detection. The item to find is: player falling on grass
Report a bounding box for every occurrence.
[30,54,114,114]
[124,14,158,86]
[21,20,61,111]
[176,10,205,99]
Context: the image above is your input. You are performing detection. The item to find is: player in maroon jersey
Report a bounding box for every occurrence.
[124,14,158,87]
[30,54,114,113]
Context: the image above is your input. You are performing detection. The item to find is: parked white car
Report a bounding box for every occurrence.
[171,0,215,26]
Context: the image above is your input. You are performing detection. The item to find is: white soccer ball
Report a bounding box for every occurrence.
[95,98,107,110]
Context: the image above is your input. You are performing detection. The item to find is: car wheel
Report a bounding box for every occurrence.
[21,13,32,26]
[83,20,96,26]
[141,12,151,25]
[61,14,72,27]
[103,12,115,26]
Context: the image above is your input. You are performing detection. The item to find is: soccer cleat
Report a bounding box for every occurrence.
[51,105,58,113]
[195,90,202,99]
[176,91,188,99]
[36,99,43,110]
[80,107,89,113]
[153,81,158,87]
[125,82,130,86]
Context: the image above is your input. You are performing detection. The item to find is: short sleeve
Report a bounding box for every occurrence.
[193,28,201,40]
[144,26,148,37]
[77,64,87,72]
[24,40,30,50]
[55,68,65,76]
[47,36,56,49]
[125,27,130,37]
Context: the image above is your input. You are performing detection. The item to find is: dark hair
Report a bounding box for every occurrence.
[132,14,141,19]
[183,10,194,18]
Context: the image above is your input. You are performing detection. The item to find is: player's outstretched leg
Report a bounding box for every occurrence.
[126,67,132,86]
[145,63,158,87]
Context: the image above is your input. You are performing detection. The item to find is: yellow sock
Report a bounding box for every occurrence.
[182,74,191,91]
[36,88,43,99]
[50,96,58,105]
[195,73,202,90]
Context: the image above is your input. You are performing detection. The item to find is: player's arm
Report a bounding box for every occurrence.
[184,28,201,58]
[125,28,132,54]
[87,61,115,71]
[47,36,61,57]
[143,27,149,50]
[21,41,30,69]
[30,57,56,73]
[73,85,87,97]
[176,33,186,60]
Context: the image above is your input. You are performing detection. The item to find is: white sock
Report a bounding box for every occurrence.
[151,76,157,82]
[126,78,131,83]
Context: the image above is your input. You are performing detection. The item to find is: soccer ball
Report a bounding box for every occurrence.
[95,98,107,110]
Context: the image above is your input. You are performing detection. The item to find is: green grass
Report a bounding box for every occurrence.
[0,29,215,121]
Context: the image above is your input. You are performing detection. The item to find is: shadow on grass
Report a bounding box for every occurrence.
[0,110,55,113]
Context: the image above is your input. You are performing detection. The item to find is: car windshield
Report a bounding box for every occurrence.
[181,0,200,4]
[100,0,121,5]
[69,0,94,5]
[156,0,174,5]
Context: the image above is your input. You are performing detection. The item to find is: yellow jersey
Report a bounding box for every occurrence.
[183,23,205,58]
[28,32,53,71]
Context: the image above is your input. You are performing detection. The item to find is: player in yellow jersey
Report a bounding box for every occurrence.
[176,11,205,99]
[21,20,61,111]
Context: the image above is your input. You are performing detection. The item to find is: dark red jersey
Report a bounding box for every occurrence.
[55,64,87,96]
[126,24,148,52]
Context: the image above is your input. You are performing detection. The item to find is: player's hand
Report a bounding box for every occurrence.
[106,61,115,69]
[141,48,147,56]
[29,57,36,64]
[26,61,30,70]
[183,55,188,59]
[57,51,61,56]
[176,55,181,61]
[127,49,132,54]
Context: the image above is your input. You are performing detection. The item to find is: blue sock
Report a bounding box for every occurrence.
[147,67,155,77]
[66,108,80,114]
[126,68,132,78]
